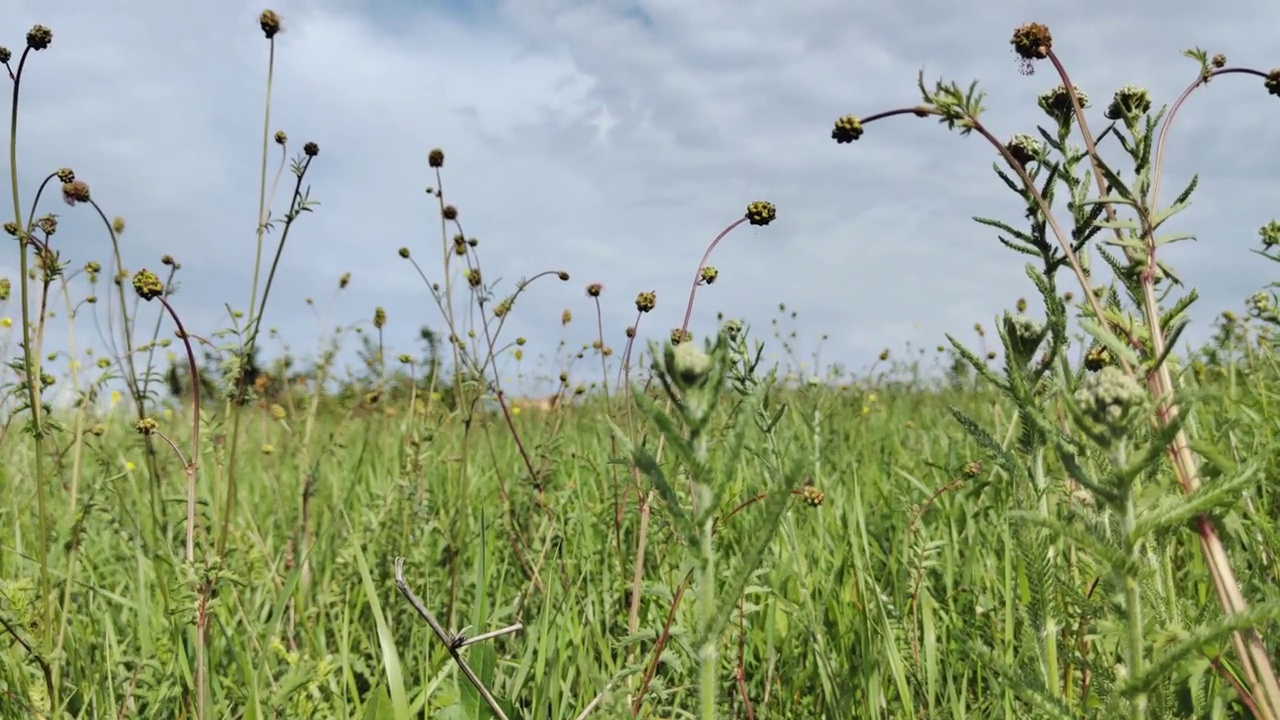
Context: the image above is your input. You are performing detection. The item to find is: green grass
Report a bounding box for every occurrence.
[6,13,1280,720]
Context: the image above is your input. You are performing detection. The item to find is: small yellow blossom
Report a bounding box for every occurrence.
[125,460,136,472]
[110,390,122,407]
[0,317,11,328]
[511,406,522,415]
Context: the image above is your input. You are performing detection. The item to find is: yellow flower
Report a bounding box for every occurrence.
[125,460,136,472]
[163,408,173,420]
[110,390,122,407]
[511,405,522,415]
[0,317,10,328]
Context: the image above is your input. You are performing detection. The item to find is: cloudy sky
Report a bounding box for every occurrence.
[5,0,1278,396]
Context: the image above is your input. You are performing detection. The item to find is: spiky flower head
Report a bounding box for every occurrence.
[260,10,282,39]
[2,222,17,237]
[428,148,445,168]
[398,247,410,258]
[1084,344,1113,372]
[1073,365,1145,441]
[625,326,636,338]
[799,485,825,507]
[699,266,719,285]
[586,282,603,297]
[303,141,319,157]
[1267,70,1280,98]
[493,297,513,317]
[61,180,90,206]
[373,306,387,329]
[1259,220,1280,248]
[112,216,126,234]
[274,130,287,145]
[55,168,74,184]
[961,460,982,478]
[1211,53,1227,68]
[831,115,864,143]
[1038,85,1088,125]
[135,417,158,436]
[557,270,570,281]
[670,328,692,345]
[26,25,53,51]
[1005,133,1043,166]
[561,309,572,325]
[465,268,482,288]
[442,205,458,220]
[339,272,351,289]
[0,48,11,64]
[1105,85,1152,121]
[746,201,776,226]
[635,290,656,313]
[1010,22,1051,72]
[132,270,164,301]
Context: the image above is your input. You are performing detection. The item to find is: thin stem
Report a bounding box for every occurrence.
[680,216,747,337]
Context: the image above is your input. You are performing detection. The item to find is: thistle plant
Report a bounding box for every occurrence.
[832,23,1280,719]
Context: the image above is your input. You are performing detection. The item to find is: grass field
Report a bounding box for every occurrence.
[6,14,1280,720]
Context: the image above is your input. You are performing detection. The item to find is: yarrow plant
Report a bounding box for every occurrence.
[832,21,1280,720]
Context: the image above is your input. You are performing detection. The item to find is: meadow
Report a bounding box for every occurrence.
[5,13,1280,720]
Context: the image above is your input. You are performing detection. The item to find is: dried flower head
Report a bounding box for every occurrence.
[670,327,692,345]
[2,222,17,237]
[586,282,603,297]
[1211,53,1226,68]
[135,417,159,436]
[1010,22,1051,72]
[428,148,445,168]
[625,326,636,338]
[1104,85,1152,121]
[62,180,91,206]
[55,168,74,184]
[35,214,57,236]
[557,270,570,281]
[494,297,512,317]
[699,266,719,285]
[831,114,865,143]
[635,291,656,313]
[465,268,482,288]
[112,216,126,234]
[274,130,288,145]
[961,460,982,478]
[260,10,282,39]
[373,306,387,329]
[879,349,890,362]
[561,309,572,325]
[0,48,11,64]
[746,200,776,226]
[303,141,319,157]
[26,25,53,51]
[132,270,164,301]
[1259,220,1280,248]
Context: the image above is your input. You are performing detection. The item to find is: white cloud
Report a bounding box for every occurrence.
[5,0,1279,395]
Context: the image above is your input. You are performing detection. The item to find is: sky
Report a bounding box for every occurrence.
[4,0,1279,399]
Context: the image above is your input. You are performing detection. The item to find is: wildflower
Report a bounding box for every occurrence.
[586,282,603,297]
[1266,69,1280,98]
[1084,344,1113,372]
[1259,220,1280,248]
[62,180,91,206]
[0,48,9,64]
[798,485,825,507]
[1006,133,1042,166]
[699,266,719,285]
[373,306,387,329]
[1105,85,1152,121]
[56,168,74,183]
[339,272,351,289]
[831,115,864,143]
[561,309,572,325]
[274,130,287,145]
[303,141,319,157]
[26,25,53,51]
[1038,85,1089,124]
[269,404,287,420]
[635,291,656,313]
[962,460,982,478]
[428,148,445,168]
[1211,53,1226,68]
[670,328,692,344]
[511,405,522,416]
[746,200,777,226]
[442,205,458,220]
[112,216,126,234]
[398,247,410,258]
[465,268,482,288]
[259,10,282,39]
[879,349,890,361]
[132,270,164,301]
[135,418,158,436]
[557,271,570,281]
[261,443,275,455]
[1074,365,1145,444]
[125,460,136,472]
[670,340,711,387]
[2,222,16,236]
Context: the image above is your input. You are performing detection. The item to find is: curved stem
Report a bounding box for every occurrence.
[680,217,747,337]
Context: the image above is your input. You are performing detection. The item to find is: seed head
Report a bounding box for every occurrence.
[586,282,603,297]
[1005,133,1043,166]
[132,270,164,301]
[465,268,482,288]
[428,148,445,168]
[1015,297,1028,313]
[831,115,864,143]
[135,417,159,436]
[0,48,10,64]
[0,278,10,301]
[112,216,126,234]
[561,309,572,325]
[1211,53,1227,68]
[303,141,319,157]
[442,205,458,220]
[1259,220,1280,248]
[670,328,692,345]
[1010,22,1051,71]
[1038,85,1089,125]
[746,201,776,226]
[274,130,288,145]
[398,247,410,258]
[699,266,719,285]
[260,10,282,39]
[373,306,387,329]
[961,460,982,478]
[635,291,656,313]
[26,25,53,51]
[55,168,74,183]
[1104,85,1152,121]
[494,297,513,317]
[557,270,570,281]
[625,326,636,338]
[2,222,17,237]
[1266,70,1280,98]
[61,180,91,206]
[879,349,890,362]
